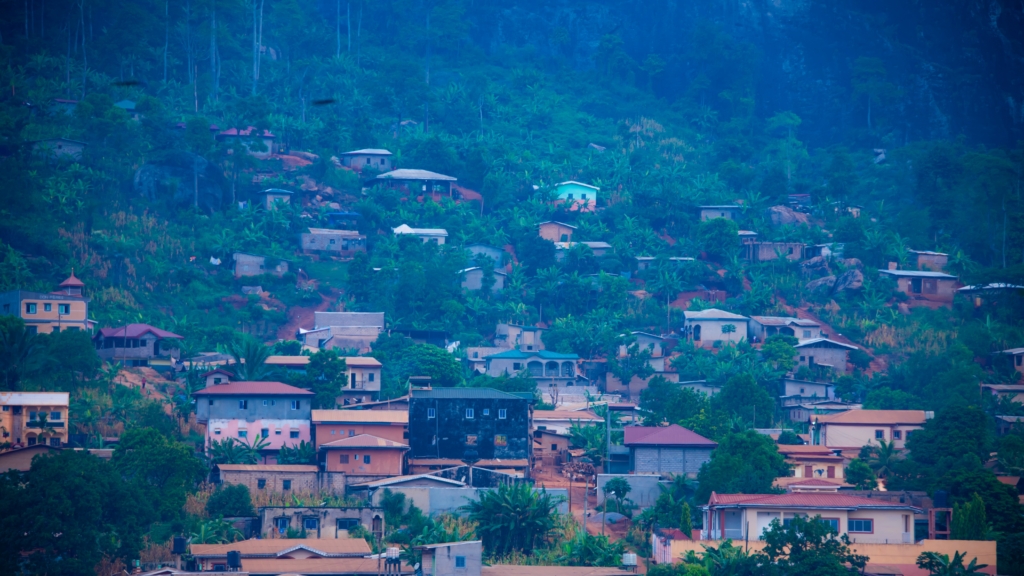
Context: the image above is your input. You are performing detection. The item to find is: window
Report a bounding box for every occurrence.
[494,435,507,447]
[363,455,371,464]
[800,388,805,394]
[214,429,222,435]
[498,409,507,419]
[282,480,292,490]
[581,193,588,200]
[820,518,840,531]
[28,411,37,421]
[875,430,884,439]
[291,400,300,410]
[290,431,300,439]
[329,239,336,245]
[44,303,52,312]
[275,517,289,533]
[25,303,37,314]
[513,362,522,371]
[49,437,60,447]
[893,430,902,440]
[50,411,61,421]
[483,409,490,416]
[466,408,474,419]
[239,400,248,409]
[238,430,248,438]
[455,556,466,568]
[427,408,436,418]
[304,518,319,530]
[261,428,269,438]
[337,518,359,530]
[551,443,558,451]
[803,330,811,338]
[368,373,375,382]
[58,304,70,315]
[567,193,574,200]
[799,356,805,361]
[275,429,282,435]
[263,400,268,406]
[848,519,873,533]
[340,454,350,463]
[257,479,266,489]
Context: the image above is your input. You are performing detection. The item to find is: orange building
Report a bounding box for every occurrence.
[320,434,408,476]
[0,273,94,334]
[311,409,408,449]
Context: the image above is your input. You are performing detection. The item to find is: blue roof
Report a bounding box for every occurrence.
[484,349,579,360]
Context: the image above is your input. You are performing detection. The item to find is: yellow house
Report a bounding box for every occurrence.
[0,273,94,334]
[812,410,928,450]
[775,444,846,485]
[0,392,71,448]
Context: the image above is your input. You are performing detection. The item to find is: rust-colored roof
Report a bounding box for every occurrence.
[312,410,407,424]
[192,381,314,396]
[776,445,839,454]
[707,492,920,511]
[623,424,717,447]
[97,323,183,339]
[815,410,927,426]
[410,458,530,468]
[191,538,371,558]
[320,434,409,449]
[215,464,317,473]
[998,476,1021,486]
[480,567,624,576]
[240,558,404,574]
[59,273,85,287]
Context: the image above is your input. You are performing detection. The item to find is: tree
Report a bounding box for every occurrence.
[0,316,47,390]
[696,431,789,502]
[851,57,897,130]
[112,427,206,521]
[209,437,249,464]
[776,430,803,445]
[206,484,255,517]
[556,532,627,567]
[461,483,560,557]
[865,439,900,480]
[603,476,632,514]
[757,515,868,575]
[228,337,279,381]
[713,374,775,428]
[760,335,797,373]
[845,458,878,490]
[398,343,464,388]
[41,328,101,388]
[277,440,316,464]
[608,340,655,400]
[647,268,684,334]
[950,493,988,540]
[916,551,988,576]
[299,349,347,409]
[906,407,991,468]
[697,218,740,261]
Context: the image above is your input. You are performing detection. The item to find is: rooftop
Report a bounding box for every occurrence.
[59,272,85,288]
[96,323,184,339]
[700,205,741,209]
[314,311,386,329]
[481,567,624,576]
[311,410,408,424]
[393,224,449,236]
[623,424,717,447]
[215,464,318,473]
[192,381,314,396]
[306,227,363,236]
[533,410,602,421]
[555,181,600,190]
[814,409,927,425]
[751,316,820,327]
[484,349,579,360]
[706,492,921,511]
[878,269,958,279]
[376,168,457,181]
[348,473,465,488]
[538,221,578,229]
[683,308,748,321]
[0,392,70,406]
[238,558,410,575]
[959,283,1024,291]
[320,434,409,450]
[341,148,392,155]
[190,538,371,558]
[411,388,528,400]
[794,338,858,350]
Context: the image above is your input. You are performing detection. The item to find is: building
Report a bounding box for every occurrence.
[812,410,929,450]
[744,241,805,263]
[533,429,571,466]
[878,269,960,302]
[0,273,94,334]
[786,400,862,423]
[635,256,695,272]
[203,368,234,387]
[268,355,383,404]
[1000,347,1024,375]
[216,127,276,158]
[553,181,599,212]
[795,338,858,375]
[678,380,722,396]
[312,409,408,448]
[339,148,393,172]
[749,316,822,342]
[194,381,314,458]
[211,464,345,494]
[483,349,580,387]
[191,538,372,571]
[538,221,577,243]
[682,308,749,348]
[32,138,86,160]
[532,410,602,435]
[623,424,716,477]
[233,252,290,278]
[604,332,677,398]
[113,99,140,120]
[259,506,383,540]
[778,379,835,405]
[298,312,386,354]
[93,323,184,367]
[699,205,742,221]
[910,250,949,272]
[775,445,845,484]
[375,168,457,197]
[300,228,366,257]
[0,444,61,473]
[494,323,545,351]
[465,244,505,270]
[320,434,409,478]
[981,383,1024,404]
[417,541,483,576]
[553,241,612,260]
[408,388,532,465]
[392,224,448,244]
[459,267,507,293]
[0,392,70,448]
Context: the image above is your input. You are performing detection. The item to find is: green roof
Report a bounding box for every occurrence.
[412,388,528,400]
[483,349,579,360]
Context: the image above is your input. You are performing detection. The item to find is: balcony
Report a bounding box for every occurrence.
[27,421,65,428]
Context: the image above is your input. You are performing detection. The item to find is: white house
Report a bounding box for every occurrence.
[393,224,448,244]
[682,308,748,348]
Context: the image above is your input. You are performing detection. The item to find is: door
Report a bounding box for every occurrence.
[826,466,835,478]
[911,278,922,293]
[724,510,743,539]
[804,465,813,478]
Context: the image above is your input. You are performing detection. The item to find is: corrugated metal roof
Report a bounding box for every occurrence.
[411,388,528,400]
[314,312,385,329]
[623,424,717,447]
[707,492,921,511]
[320,434,409,449]
[537,221,578,229]
[349,474,465,488]
[751,316,820,327]
[0,392,69,406]
[878,269,957,279]
[240,558,407,574]
[341,148,392,155]
[393,224,448,236]
[215,464,317,472]
[97,323,183,339]
[533,410,601,421]
[191,538,370,558]
[192,381,314,396]
[311,410,407,424]
[376,168,456,181]
[795,338,858,350]
[683,308,748,320]
[815,409,927,425]
[483,349,578,360]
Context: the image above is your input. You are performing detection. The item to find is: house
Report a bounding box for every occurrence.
[534,429,571,466]
[553,241,612,260]
[635,256,695,272]
[678,380,722,396]
[623,424,716,477]
[0,273,94,334]
[909,250,949,272]
[298,312,386,354]
[190,538,373,571]
[466,244,505,270]
[701,492,920,543]
[216,127,276,158]
[311,409,408,448]
[604,332,677,398]
[211,463,345,494]
[202,368,234,387]
[459,267,507,293]
[257,188,293,211]
[0,392,70,448]
[553,181,599,212]
[682,308,749,348]
[794,338,858,375]
[538,221,577,243]
[0,444,60,472]
[981,383,1024,404]
[483,349,580,387]
[811,410,929,450]
[749,316,822,342]
[407,388,532,466]
[778,379,836,405]
[465,347,509,374]
[418,541,483,576]
[113,99,140,120]
[532,410,602,435]
[374,168,457,197]
[699,205,742,221]
[259,506,383,540]
[32,138,86,160]
[494,323,545,351]
[959,283,1024,307]
[1000,348,1024,375]
[193,381,314,459]
[320,434,409,478]
[744,241,805,263]
[775,445,845,483]
[878,269,960,302]
[339,148,393,172]
[232,252,289,278]
[392,223,448,244]
[803,243,846,260]
[93,323,184,367]
[300,228,366,257]
[269,355,383,404]
[786,400,862,423]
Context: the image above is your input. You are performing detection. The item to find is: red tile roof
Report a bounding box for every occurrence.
[192,381,314,396]
[320,434,409,449]
[97,323,183,339]
[788,478,843,487]
[706,492,920,511]
[623,424,717,447]
[815,410,927,425]
[59,273,85,287]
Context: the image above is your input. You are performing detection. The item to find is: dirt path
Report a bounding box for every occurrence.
[276,293,333,341]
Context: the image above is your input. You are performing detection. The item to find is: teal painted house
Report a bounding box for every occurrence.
[553,181,599,212]
[483,349,580,386]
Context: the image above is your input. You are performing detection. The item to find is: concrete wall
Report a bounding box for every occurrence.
[342,154,391,171]
[893,277,958,302]
[300,232,366,255]
[218,469,346,494]
[596,474,666,508]
[324,448,405,475]
[206,418,311,451]
[820,424,923,450]
[315,422,406,448]
[686,319,747,348]
[797,346,850,375]
[199,394,313,422]
[423,541,483,576]
[633,446,712,477]
[259,506,383,539]
[538,223,575,243]
[408,397,531,460]
[370,486,569,516]
[0,291,90,334]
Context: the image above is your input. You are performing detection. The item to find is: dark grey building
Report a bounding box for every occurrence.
[408,388,532,463]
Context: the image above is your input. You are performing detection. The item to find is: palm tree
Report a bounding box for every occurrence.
[647,268,684,335]
[867,439,900,480]
[209,438,248,464]
[916,551,988,575]
[461,483,561,557]
[228,338,278,381]
[278,440,316,464]
[0,321,48,390]
[32,412,60,446]
[239,434,272,464]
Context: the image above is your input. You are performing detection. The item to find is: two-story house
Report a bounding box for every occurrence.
[553,181,599,212]
[812,410,929,451]
[408,388,532,475]
[623,424,717,477]
[392,223,448,244]
[265,355,382,404]
[483,349,580,389]
[682,308,749,349]
[320,434,409,478]
[775,445,846,487]
[311,409,408,449]
[0,392,70,447]
[193,381,314,462]
[93,323,184,368]
[795,338,858,376]
[0,273,94,334]
[749,316,822,342]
